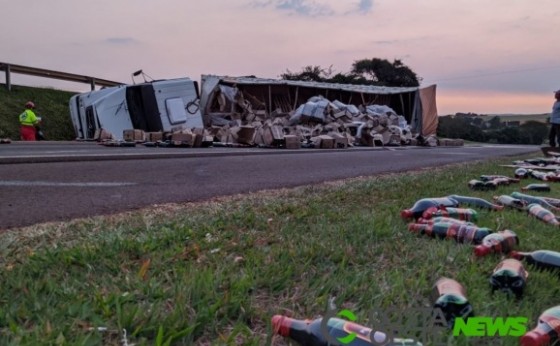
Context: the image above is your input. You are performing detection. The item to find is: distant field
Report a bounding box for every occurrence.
[489,113,550,124]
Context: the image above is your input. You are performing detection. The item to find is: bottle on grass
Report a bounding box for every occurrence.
[400,197,459,220]
[421,206,478,222]
[474,229,519,257]
[510,250,560,273]
[520,305,560,346]
[489,258,528,299]
[432,277,474,329]
[271,315,422,346]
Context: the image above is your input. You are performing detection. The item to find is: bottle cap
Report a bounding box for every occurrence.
[401,209,413,219]
[474,245,491,257]
[271,315,291,337]
[520,330,550,346]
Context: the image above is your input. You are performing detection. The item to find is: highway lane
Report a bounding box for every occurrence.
[0,143,540,230]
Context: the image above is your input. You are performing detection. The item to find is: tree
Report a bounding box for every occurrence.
[437,115,487,142]
[519,121,548,145]
[486,116,502,130]
[327,72,368,85]
[351,58,421,87]
[492,127,522,144]
[280,58,420,87]
[280,65,331,82]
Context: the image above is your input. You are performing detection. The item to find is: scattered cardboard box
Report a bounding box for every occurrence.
[123,129,145,142]
[146,132,163,142]
[284,135,301,149]
[237,126,256,145]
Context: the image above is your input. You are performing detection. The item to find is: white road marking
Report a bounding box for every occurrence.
[0,181,136,187]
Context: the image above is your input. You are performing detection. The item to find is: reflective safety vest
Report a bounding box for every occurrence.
[19,109,38,126]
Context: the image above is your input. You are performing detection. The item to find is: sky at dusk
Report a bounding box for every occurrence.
[2,0,560,115]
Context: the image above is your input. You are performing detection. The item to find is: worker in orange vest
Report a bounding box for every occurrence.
[19,101,40,141]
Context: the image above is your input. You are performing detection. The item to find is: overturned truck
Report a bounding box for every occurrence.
[199,75,439,148]
[68,74,441,148]
[69,78,203,140]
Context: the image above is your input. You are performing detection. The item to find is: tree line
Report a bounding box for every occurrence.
[437,115,549,145]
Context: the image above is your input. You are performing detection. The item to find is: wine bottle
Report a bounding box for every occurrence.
[489,258,528,299]
[447,195,504,211]
[521,184,551,192]
[421,206,478,222]
[529,170,549,181]
[480,175,520,183]
[511,192,560,212]
[541,196,560,208]
[545,172,560,182]
[417,216,475,226]
[493,195,527,210]
[271,315,422,346]
[432,277,474,329]
[408,222,458,240]
[520,305,560,346]
[515,168,529,179]
[510,250,560,273]
[468,179,496,191]
[491,177,515,186]
[474,229,519,257]
[400,197,459,220]
[527,203,560,226]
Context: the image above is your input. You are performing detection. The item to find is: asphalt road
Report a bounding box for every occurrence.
[0,142,540,230]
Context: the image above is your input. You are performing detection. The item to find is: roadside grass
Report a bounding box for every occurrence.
[0,84,77,140]
[1,153,558,345]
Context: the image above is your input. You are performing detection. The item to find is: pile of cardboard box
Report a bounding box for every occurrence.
[119,128,213,148]
[204,93,419,149]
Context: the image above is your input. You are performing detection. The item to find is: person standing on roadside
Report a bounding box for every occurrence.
[19,101,39,141]
[549,90,560,147]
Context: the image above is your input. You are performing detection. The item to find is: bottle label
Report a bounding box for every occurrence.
[493,259,528,280]
[482,233,504,250]
[540,314,560,332]
[435,278,467,297]
[482,231,518,254]
[529,205,559,224]
[457,225,485,243]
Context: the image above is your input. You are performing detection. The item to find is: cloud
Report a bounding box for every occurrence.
[356,0,373,14]
[251,0,383,17]
[104,37,138,45]
[278,0,334,16]
[372,39,398,45]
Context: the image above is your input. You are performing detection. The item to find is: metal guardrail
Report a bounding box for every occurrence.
[0,62,124,91]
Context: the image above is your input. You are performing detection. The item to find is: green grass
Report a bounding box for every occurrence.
[0,154,558,345]
[0,84,78,140]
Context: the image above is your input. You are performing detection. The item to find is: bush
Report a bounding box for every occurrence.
[437,116,548,145]
[437,116,487,142]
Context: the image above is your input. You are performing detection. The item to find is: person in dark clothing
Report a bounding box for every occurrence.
[549,90,560,147]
